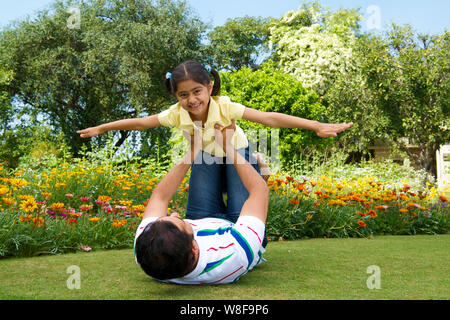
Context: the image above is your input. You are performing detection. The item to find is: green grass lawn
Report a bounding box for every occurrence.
[0,235,448,300]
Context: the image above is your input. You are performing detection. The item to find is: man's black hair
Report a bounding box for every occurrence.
[135,219,196,280]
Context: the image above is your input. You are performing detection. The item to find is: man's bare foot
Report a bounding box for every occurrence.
[254,153,271,183]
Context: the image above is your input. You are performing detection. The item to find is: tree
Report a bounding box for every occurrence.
[269,1,362,95]
[0,0,207,156]
[206,16,273,71]
[326,25,450,176]
[0,67,13,137]
[220,60,329,165]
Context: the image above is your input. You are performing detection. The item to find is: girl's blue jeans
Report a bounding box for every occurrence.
[186,147,259,223]
[186,147,268,248]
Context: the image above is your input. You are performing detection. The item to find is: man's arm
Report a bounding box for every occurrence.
[215,122,269,224]
[142,129,202,219]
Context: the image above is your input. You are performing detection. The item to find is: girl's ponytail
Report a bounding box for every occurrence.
[210,67,221,96]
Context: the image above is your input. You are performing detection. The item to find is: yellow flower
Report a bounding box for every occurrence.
[132,205,146,213]
[89,217,100,223]
[49,202,65,212]
[0,187,8,195]
[20,198,38,213]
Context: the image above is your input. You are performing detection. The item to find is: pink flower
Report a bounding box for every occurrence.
[80,244,92,252]
[65,193,74,198]
[80,197,90,202]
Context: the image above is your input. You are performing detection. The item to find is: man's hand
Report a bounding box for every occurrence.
[315,122,353,138]
[214,120,236,153]
[182,128,202,163]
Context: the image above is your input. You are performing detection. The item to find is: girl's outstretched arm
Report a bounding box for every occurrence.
[77,114,161,138]
[242,107,353,138]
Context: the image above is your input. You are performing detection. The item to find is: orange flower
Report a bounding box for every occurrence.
[286,176,294,182]
[97,195,112,203]
[375,205,388,210]
[290,199,300,205]
[400,208,409,213]
[41,192,52,200]
[32,216,44,228]
[297,183,306,191]
[440,196,448,203]
[357,211,366,217]
[112,219,127,227]
[357,220,367,228]
[367,210,377,218]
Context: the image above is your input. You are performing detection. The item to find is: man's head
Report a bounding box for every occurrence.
[135,215,198,280]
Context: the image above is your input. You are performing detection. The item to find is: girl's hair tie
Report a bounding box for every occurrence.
[203,64,212,73]
[165,72,172,80]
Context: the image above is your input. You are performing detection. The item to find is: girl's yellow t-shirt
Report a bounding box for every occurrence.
[158,96,249,157]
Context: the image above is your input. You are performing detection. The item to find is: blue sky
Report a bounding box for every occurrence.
[0,0,449,35]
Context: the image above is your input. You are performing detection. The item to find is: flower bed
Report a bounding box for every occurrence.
[0,160,448,258]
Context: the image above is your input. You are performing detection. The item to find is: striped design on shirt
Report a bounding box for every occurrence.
[199,253,234,276]
[197,225,255,269]
[197,226,232,237]
[230,227,254,268]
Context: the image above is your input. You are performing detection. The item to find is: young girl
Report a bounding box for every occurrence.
[78,60,352,225]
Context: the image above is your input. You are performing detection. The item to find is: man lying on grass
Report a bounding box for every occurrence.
[134,122,269,285]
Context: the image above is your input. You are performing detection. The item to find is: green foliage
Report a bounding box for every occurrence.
[325,25,450,173]
[206,16,273,71]
[269,1,362,95]
[0,0,207,156]
[220,60,329,164]
[0,68,14,136]
[0,125,70,169]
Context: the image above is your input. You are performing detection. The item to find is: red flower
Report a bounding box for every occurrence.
[440,196,448,203]
[357,220,367,228]
[290,200,300,205]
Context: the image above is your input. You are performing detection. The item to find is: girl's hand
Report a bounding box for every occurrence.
[77,126,104,138]
[315,122,353,138]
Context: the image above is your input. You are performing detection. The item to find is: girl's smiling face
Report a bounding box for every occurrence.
[175,80,213,121]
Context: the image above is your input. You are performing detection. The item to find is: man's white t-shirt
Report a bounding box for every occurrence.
[134,216,266,285]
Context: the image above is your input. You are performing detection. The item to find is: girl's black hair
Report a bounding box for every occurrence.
[165,60,221,96]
